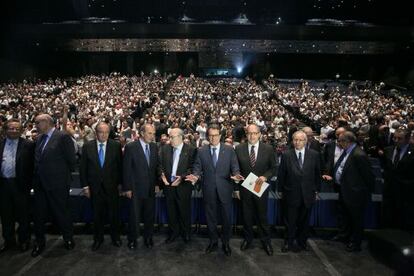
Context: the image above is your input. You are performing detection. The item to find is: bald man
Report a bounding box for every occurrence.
[32,114,77,257]
[160,128,196,243]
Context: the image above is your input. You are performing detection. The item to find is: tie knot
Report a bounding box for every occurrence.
[251,145,255,150]
[99,143,104,148]
[212,147,216,152]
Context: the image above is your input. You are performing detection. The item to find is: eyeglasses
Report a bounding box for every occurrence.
[208,134,220,138]
[247,132,260,136]
[169,135,180,139]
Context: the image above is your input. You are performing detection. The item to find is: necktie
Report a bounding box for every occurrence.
[212,147,218,167]
[145,144,150,166]
[250,145,256,167]
[35,134,48,161]
[171,147,178,182]
[298,151,303,169]
[334,150,347,175]
[1,141,16,178]
[98,143,104,168]
[393,146,401,166]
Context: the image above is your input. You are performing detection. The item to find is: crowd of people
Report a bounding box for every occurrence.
[0,72,413,258]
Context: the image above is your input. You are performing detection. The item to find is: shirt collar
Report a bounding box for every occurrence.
[248,141,259,148]
[139,138,149,148]
[210,143,220,152]
[45,127,55,138]
[173,143,184,152]
[5,138,18,145]
[294,148,305,155]
[346,143,357,154]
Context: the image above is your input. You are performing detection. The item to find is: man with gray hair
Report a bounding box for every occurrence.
[278,130,321,253]
[160,128,197,243]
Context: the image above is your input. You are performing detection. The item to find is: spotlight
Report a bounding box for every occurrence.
[237,67,242,74]
[154,69,159,74]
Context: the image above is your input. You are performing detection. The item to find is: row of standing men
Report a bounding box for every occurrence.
[0,115,383,257]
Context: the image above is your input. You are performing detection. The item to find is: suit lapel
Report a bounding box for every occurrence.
[342,146,357,173]
[15,138,23,164]
[42,129,57,156]
[302,148,311,170]
[177,144,187,173]
[0,140,5,169]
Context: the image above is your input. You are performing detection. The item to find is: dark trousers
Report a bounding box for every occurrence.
[0,178,30,244]
[33,182,73,244]
[91,191,120,242]
[204,189,232,243]
[164,186,192,237]
[240,187,270,243]
[343,201,365,246]
[284,200,311,245]
[128,197,155,241]
[334,184,349,237]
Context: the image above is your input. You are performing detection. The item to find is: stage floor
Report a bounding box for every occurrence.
[0,233,393,276]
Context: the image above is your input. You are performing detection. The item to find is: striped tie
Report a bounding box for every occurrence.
[250,146,256,167]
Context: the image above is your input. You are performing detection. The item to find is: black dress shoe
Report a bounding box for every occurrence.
[205,241,218,253]
[144,238,154,249]
[281,243,300,253]
[31,244,45,257]
[165,235,178,244]
[19,241,31,252]
[0,243,16,254]
[222,243,232,256]
[112,240,122,247]
[346,242,361,252]
[64,240,75,250]
[183,235,191,243]
[91,240,103,251]
[127,240,137,250]
[262,242,273,256]
[297,241,309,251]
[331,234,348,243]
[240,240,252,251]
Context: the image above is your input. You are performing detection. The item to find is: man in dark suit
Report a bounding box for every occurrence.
[160,128,196,243]
[335,131,375,252]
[0,119,34,253]
[380,128,414,230]
[186,124,243,256]
[278,130,321,253]
[235,124,276,256]
[32,113,77,257]
[80,122,123,251]
[322,126,348,241]
[123,123,160,250]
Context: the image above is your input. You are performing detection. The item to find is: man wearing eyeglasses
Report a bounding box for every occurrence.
[186,124,243,256]
[160,128,197,244]
[235,124,277,256]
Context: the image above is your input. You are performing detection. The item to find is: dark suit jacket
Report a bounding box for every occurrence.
[193,143,240,204]
[339,145,375,207]
[235,142,276,185]
[381,144,414,186]
[277,148,321,208]
[323,140,339,175]
[80,139,122,195]
[122,140,160,199]
[0,137,35,193]
[34,129,77,190]
[159,143,197,196]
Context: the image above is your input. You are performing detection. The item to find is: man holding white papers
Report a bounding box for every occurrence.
[278,130,321,253]
[235,124,277,256]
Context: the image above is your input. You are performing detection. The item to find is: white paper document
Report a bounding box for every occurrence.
[241,172,269,198]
